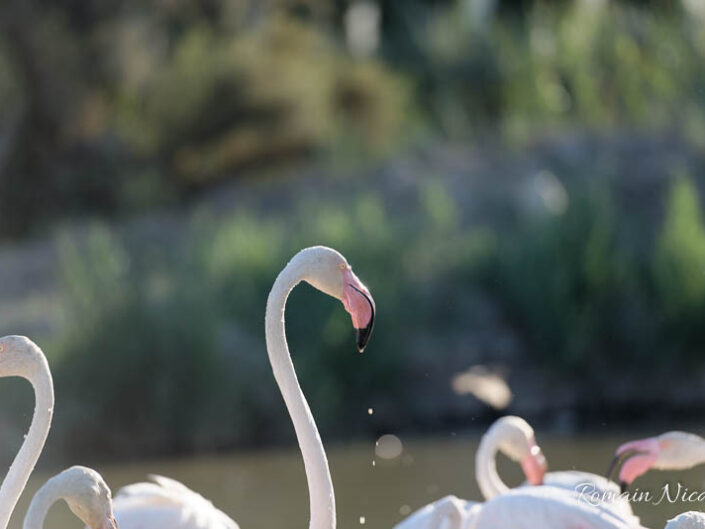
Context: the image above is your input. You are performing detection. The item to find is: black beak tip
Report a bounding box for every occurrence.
[354,290,375,352]
[620,481,628,494]
[355,324,373,352]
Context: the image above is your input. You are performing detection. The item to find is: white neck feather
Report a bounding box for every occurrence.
[0,360,54,529]
[475,426,510,500]
[23,472,64,529]
[265,252,335,529]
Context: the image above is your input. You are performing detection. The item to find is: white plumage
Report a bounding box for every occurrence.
[465,486,646,529]
[540,470,637,523]
[113,475,238,529]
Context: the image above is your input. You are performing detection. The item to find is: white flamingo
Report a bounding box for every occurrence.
[0,335,54,529]
[23,466,118,529]
[441,480,705,529]
[112,246,375,529]
[474,415,547,499]
[463,485,645,529]
[396,478,645,529]
[476,416,635,521]
[395,415,637,529]
[607,431,705,491]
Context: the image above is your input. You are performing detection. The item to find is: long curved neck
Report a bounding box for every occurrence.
[265,257,335,529]
[475,428,510,500]
[0,361,54,529]
[23,474,63,529]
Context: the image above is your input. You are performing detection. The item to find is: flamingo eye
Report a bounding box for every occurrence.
[339,263,346,270]
[0,345,5,353]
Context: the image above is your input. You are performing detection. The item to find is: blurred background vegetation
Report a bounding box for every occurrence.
[1,0,705,463]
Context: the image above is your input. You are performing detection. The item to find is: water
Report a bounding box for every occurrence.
[9,434,705,529]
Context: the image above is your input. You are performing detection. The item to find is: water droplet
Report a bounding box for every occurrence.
[359,516,366,524]
[375,434,403,459]
[372,460,376,467]
[399,505,411,516]
[367,408,374,415]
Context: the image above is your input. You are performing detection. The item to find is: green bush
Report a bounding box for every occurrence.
[53,187,496,455]
[44,166,705,455]
[490,185,644,368]
[652,174,705,358]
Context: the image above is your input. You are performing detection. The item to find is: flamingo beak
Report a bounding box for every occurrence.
[605,438,661,492]
[354,289,375,352]
[606,449,648,493]
[521,445,548,486]
[341,268,375,352]
[606,452,630,484]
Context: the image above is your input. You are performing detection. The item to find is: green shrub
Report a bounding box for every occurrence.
[490,184,648,369]
[52,187,497,454]
[652,174,705,357]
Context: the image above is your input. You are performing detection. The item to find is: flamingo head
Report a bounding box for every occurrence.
[301,246,375,352]
[340,265,375,352]
[492,416,548,485]
[0,335,46,378]
[59,466,119,529]
[608,432,705,492]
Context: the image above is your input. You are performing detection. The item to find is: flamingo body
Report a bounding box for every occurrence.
[394,496,479,529]
[538,471,636,523]
[467,486,645,529]
[113,475,238,529]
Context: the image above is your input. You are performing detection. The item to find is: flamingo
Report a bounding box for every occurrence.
[398,484,646,529]
[0,335,54,529]
[395,415,637,529]
[463,485,645,529]
[111,246,375,529]
[23,466,118,529]
[608,431,705,491]
[477,416,635,520]
[474,415,547,499]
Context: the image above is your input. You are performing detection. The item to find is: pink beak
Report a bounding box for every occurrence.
[521,444,548,486]
[341,267,375,352]
[607,437,660,491]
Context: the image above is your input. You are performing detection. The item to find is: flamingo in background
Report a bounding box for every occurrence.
[463,485,646,529]
[23,466,118,529]
[398,484,644,529]
[0,336,54,529]
[608,431,705,491]
[474,416,547,499]
[394,416,547,529]
[112,246,375,529]
[476,416,635,521]
[395,415,638,529]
